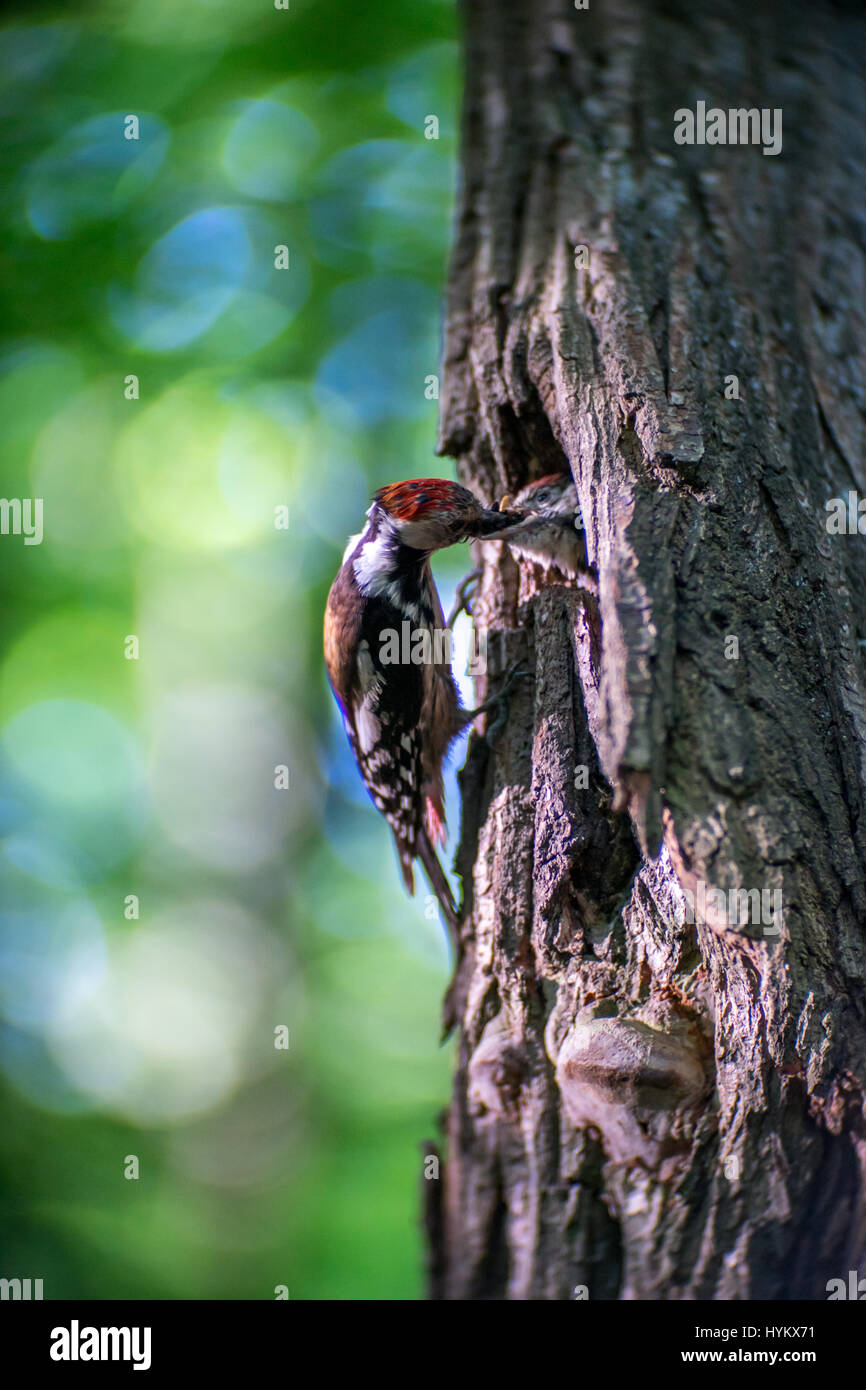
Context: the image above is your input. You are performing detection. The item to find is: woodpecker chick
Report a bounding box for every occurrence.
[324,478,523,931]
[496,473,593,584]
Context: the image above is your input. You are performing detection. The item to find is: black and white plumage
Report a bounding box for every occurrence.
[324,478,523,929]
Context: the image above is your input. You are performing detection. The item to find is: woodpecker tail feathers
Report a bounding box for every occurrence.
[417,828,460,937]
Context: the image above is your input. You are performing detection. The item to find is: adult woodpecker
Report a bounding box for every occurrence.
[324,478,524,932]
[496,473,595,586]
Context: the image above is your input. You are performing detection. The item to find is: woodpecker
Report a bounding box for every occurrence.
[324,478,524,931]
[496,473,595,586]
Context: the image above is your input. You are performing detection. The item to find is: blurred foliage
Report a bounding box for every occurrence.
[0,0,465,1299]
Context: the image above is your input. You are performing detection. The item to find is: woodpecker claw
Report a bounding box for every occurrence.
[447,568,483,627]
[463,661,531,743]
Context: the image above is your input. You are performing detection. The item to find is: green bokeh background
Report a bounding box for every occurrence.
[0,0,466,1299]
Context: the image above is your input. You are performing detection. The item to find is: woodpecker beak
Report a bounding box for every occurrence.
[500,493,512,511]
[474,507,526,537]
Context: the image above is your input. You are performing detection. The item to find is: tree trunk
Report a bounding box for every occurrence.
[428,0,866,1301]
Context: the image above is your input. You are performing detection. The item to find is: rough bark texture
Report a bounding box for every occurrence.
[429,0,866,1300]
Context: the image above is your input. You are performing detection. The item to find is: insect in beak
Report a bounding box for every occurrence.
[500,494,512,511]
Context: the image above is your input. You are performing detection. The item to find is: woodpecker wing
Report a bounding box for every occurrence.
[324,564,425,891]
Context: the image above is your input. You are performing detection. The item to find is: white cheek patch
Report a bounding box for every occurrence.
[397,518,445,550]
[354,533,394,595]
[342,529,363,565]
[353,535,426,622]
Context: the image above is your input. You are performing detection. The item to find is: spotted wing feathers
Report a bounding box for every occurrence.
[348,644,424,890]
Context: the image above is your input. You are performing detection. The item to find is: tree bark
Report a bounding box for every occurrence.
[429,0,866,1300]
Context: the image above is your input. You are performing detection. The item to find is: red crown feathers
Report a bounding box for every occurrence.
[373,478,466,521]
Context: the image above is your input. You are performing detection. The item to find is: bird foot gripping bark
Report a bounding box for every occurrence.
[461,661,531,744]
[446,567,483,628]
